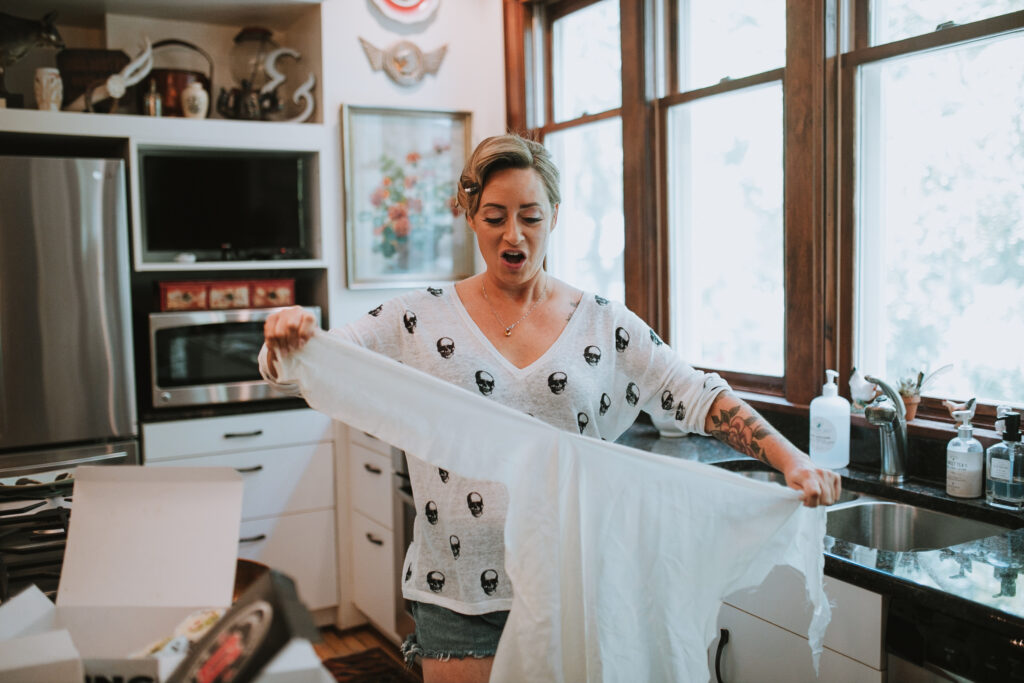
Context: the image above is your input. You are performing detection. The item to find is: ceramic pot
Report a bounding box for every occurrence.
[902,394,921,421]
[181,81,209,119]
[34,67,62,111]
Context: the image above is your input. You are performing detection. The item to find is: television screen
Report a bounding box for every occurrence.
[140,151,311,260]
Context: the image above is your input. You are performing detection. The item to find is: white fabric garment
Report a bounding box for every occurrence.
[277,333,831,682]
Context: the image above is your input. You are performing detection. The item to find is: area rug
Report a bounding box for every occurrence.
[323,648,421,683]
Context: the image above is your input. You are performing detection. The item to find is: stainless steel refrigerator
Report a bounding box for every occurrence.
[0,155,138,477]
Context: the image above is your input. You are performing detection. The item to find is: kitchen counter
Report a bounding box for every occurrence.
[616,421,1024,640]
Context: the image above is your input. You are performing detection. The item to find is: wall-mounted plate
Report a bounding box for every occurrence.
[370,0,440,25]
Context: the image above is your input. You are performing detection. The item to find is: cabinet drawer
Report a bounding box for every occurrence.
[144,409,333,461]
[351,511,396,636]
[349,444,393,529]
[349,427,392,456]
[709,603,884,683]
[149,442,334,519]
[238,509,338,611]
[723,565,886,669]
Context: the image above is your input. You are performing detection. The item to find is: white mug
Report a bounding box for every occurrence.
[34,68,63,111]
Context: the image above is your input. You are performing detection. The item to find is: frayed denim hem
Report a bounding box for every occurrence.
[401,632,496,665]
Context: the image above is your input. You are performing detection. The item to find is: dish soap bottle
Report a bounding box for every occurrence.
[946,409,983,498]
[809,369,850,469]
[986,411,1023,510]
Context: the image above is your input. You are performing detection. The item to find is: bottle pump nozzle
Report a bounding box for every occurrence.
[822,369,839,397]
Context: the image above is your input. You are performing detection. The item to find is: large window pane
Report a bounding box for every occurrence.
[870,0,1023,45]
[678,0,785,91]
[667,83,784,376]
[552,0,621,122]
[855,33,1024,405]
[545,118,625,303]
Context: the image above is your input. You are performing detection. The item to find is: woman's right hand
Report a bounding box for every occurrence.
[264,306,318,363]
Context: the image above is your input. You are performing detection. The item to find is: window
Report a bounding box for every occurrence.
[541,0,626,302]
[851,8,1024,408]
[507,0,1024,415]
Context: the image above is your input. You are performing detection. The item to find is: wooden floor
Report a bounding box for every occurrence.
[314,624,422,680]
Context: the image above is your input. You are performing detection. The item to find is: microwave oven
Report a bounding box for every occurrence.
[148,306,321,408]
[138,148,316,263]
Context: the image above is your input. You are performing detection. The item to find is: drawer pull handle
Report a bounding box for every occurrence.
[714,628,730,683]
[224,430,263,439]
[365,533,384,546]
[239,534,267,544]
[362,431,377,440]
[235,465,264,474]
[363,463,383,474]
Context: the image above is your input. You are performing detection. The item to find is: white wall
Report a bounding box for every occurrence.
[318,0,506,328]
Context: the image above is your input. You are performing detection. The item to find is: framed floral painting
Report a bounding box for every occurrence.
[342,105,474,288]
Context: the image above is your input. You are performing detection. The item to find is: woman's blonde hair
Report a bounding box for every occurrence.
[456,133,561,217]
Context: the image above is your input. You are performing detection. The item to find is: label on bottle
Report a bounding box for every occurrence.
[990,457,1012,481]
[810,417,836,453]
[946,448,982,498]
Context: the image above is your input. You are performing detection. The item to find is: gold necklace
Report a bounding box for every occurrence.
[481,280,548,337]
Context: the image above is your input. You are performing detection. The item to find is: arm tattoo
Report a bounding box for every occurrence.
[707,404,773,463]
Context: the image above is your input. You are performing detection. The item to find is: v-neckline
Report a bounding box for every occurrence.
[449,285,588,375]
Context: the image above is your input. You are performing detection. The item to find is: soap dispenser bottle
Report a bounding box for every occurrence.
[809,369,850,469]
[946,409,984,498]
[986,411,1023,510]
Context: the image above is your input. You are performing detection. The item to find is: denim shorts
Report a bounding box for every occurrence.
[400,601,510,664]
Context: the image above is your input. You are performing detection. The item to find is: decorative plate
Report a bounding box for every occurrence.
[371,0,440,24]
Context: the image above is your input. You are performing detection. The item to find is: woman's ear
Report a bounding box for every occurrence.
[550,203,559,232]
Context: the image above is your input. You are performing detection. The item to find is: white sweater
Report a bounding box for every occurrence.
[261,286,729,614]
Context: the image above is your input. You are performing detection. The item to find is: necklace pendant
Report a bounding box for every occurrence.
[504,328,513,337]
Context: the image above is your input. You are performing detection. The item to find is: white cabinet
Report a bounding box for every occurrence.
[708,566,888,682]
[143,408,339,618]
[345,428,401,642]
[709,604,884,683]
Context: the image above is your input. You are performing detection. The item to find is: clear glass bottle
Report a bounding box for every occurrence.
[985,411,1024,510]
[947,409,984,498]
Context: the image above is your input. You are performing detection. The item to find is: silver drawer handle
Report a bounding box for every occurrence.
[235,465,264,474]
[224,430,263,439]
[239,534,267,544]
[365,533,384,546]
[363,463,382,474]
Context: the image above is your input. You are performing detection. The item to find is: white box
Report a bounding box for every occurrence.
[0,466,332,682]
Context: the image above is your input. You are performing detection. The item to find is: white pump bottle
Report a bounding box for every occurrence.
[809,369,851,469]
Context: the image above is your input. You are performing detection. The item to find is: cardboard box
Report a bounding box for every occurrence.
[251,279,295,308]
[0,466,330,683]
[160,281,208,311]
[209,281,252,309]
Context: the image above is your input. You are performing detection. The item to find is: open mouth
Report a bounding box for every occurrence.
[501,250,526,265]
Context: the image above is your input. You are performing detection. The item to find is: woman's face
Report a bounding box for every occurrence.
[468,167,558,287]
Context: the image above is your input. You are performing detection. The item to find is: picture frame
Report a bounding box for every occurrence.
[342,105,474,288]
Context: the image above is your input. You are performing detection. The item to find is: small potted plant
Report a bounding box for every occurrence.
[896,364,952,420]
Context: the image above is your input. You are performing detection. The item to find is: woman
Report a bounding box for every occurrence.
[262,133,841,683]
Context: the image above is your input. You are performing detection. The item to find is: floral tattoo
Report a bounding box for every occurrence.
[708,405,772,463]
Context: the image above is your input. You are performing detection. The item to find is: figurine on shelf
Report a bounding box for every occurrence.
[217,27,315,122]
[0,10,65,108]
[64,38,152,113]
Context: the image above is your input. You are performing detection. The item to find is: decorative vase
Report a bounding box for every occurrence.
[902,394,921,421]
[181,81,209,119]
[34,67,62,111]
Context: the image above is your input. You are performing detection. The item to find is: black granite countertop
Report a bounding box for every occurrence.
[616,421,1024,639]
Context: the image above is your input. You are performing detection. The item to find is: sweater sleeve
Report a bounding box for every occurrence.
[616,307,730,437]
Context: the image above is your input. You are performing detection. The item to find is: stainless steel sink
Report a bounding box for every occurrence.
[735,469,861,504]
[825,501,1012,552]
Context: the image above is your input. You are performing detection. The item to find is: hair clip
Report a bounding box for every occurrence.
[463,182,480,195]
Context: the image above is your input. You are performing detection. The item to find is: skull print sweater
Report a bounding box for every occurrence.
[260,286,729,615]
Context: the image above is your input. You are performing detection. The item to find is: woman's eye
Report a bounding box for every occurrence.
[522,216,543,224]
[483,217,505,225]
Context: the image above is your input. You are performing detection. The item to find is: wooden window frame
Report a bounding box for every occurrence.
[838,6,1024,430]
[504,1,1023,427]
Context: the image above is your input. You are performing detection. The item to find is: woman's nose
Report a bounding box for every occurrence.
[502,221,524,245]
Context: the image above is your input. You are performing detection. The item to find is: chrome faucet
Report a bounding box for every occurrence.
[864,376,907,484]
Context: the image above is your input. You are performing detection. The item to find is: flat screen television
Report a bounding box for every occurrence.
[139,149,315,262]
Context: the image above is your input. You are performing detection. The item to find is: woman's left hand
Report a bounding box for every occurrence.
[784,462,842,507]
